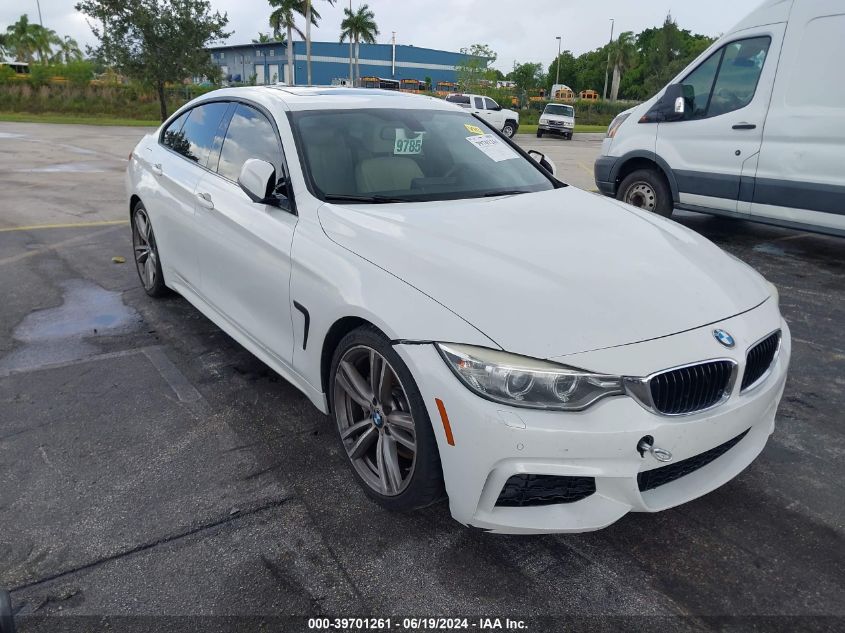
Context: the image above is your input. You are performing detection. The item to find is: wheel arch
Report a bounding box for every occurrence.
[320,315,377,410]
[613,152,679,203]
[129,194,142,216]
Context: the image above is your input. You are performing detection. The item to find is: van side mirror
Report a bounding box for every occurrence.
[238,158,288,208]
[640,83,690,123]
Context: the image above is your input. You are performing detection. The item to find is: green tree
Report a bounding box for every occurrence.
[456,43,496,91]
[304,0,335,85]
[509,61,544,96]
[339,4,379,84]
[5,14,60,63]
[269,0,313,85]
[75,0,231,121]
[253,32,275,43]
[51,35,83,64]
[609,31,637,101]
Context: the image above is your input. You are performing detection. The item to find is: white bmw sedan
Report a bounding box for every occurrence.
[126,87,790,534]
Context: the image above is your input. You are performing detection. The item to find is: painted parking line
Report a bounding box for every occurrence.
[0,219,128,233]
[0,225,125,266]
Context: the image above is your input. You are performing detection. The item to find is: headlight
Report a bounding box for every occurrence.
[539,117,549,124]
[606,112,631,138]
[436,343,624,411]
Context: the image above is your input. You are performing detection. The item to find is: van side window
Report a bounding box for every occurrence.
[681,36,771,120]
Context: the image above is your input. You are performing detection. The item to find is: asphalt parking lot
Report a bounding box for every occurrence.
[1,122,843,631]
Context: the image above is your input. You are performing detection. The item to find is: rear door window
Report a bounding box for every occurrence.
[473,96,484,109]
[215,104,283,181]
[173,102,229,166]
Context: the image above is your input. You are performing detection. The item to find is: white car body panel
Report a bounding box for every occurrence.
[126,85,790,533]
[318,186,770,359]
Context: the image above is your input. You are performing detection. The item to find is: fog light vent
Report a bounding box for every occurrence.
[495,474,596,507]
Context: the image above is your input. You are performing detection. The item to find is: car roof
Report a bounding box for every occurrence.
[193,85,459,112]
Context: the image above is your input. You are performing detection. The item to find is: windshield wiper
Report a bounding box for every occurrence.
[481,190,531,197]
[323,194,415,204]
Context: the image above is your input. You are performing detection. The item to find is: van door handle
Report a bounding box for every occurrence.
[151,163,163,176]
[732,123,756,130]
[195,192,214,210]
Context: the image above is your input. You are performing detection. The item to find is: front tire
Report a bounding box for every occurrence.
[131,201,168,297]
[536,130,543,138]
[617,168,673,218]
[329,326,444,511]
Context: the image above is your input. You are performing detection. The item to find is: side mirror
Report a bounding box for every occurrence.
[528,149,557,177]
[641,83,689,123]
[493,105,502,111]
[238,158,282,205]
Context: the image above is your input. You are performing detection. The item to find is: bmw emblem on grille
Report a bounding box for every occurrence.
[713,329,735,348]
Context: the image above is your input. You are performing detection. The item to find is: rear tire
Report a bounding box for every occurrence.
[617,168,673,218]
[502,120,517,138]
[329,326,445,512]
[131,201,169,297]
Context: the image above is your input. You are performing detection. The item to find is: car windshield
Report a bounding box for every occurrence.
[290,108,556,203]
[544,104,574,117]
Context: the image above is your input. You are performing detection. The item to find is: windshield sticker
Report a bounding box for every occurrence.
[465,134,518,162]
[394,129,424,155]
[464,123,484,135]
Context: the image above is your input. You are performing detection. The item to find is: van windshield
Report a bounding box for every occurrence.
[290,108,557,203]
[544,104,574,117]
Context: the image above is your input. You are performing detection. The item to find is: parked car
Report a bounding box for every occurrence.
[538,103,575,139]
[127,86,789,534]
[594,0,845,237]
[445,93,520,137]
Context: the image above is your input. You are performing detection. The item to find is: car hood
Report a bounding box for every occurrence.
[542,114,574,122]
[317,186,771,359]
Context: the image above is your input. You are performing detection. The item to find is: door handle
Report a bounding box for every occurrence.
[732,123,756,130]
[195,192,214,210]
[151,163,163,176]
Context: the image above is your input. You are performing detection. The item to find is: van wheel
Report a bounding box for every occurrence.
[617,169,673,218]
[502,120,517,138]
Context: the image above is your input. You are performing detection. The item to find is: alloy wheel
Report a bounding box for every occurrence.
[132,207,159,291]
[623,181,657,212]
[333,345,417,496]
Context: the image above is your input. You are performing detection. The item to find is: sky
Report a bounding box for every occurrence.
[3,0,764,72]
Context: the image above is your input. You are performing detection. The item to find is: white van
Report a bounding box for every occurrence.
[594,0,845,237]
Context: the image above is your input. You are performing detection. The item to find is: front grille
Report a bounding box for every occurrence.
[741,330,781,391]
[638,428,750,492]
[648,360,734,415]
[496,474,596,507]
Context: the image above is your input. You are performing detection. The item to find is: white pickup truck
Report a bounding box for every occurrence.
[445,93,520,138]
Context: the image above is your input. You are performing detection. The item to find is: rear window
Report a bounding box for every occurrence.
[445,94,470,106]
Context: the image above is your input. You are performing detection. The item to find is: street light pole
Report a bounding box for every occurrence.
[555,36,562,87]
[35,0,44,27]
[348,0,353,86]
[602,18,614,101]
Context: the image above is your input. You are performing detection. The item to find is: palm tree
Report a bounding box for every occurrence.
[340,4,379,85]
[609,31,637,102]
[253,32,274,44]
[304,0,334,85]
[5,14,40,62]
[0,33,8,60]
[269,0,316,85]
[5,15,61,63]
[51,35,83,65]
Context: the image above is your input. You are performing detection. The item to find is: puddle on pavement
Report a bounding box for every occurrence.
[0,279,141,374]
[752,243,788,257]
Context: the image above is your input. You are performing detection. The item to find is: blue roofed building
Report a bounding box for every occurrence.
[206,40,484,88]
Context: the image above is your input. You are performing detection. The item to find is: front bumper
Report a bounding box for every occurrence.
[394,306,790,534]
[594,154,618,197]
[539,122,574,135]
